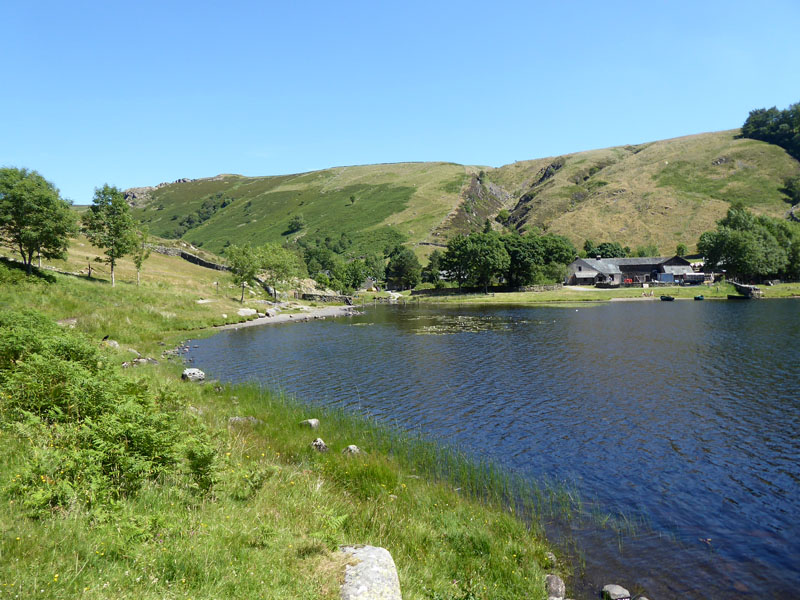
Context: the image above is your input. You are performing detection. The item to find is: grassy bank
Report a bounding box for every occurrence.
[378,282,800,306]
[0,256,556,599]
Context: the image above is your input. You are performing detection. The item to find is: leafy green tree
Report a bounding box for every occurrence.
[596,241,626,258]
[495,209,511,226]
[0,167,76,274]
[582,239,597,257]
[781,175,800,205]
[540,234,577,266]
[441,235,472,287]
[386,246,421,290]
[676,243,688,257]
[469,233,509,292]
[502,234,544,287]
[131,228,151,286]
[697,203,796,280]
[741,101,800,160]
[421,249,444,284]
[226,243,262,302]
[634,243,660,257]
[82,184,137,287]
[259,243,305,299]
[286,214,306,233]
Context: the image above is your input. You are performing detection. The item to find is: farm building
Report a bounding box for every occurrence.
[565,256,703,286]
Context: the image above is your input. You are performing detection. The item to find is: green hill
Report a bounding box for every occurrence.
[130,130,800,258]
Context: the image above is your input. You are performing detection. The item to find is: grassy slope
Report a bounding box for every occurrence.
[489,130,800,252]
[129,131,800,262]
[0,247,556,600]
[133,163,470,258]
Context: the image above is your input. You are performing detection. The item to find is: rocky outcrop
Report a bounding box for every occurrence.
[300,418,320,429]
[340,545,402,600]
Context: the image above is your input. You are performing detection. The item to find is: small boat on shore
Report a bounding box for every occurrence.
[694,295,704,301]
[660,295,675,301]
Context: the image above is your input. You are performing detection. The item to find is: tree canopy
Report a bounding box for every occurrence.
[0,167,76,274]
[741,101,800,160]
[697,203,800,280]
[386,246,421,290]
[82,185,137,287]
[226,243,263,302]
[439,231,575,290]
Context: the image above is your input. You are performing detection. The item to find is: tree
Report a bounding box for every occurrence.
[421,249,444,284]
[0,167,76,274]
[82,185,136,286]
[676,243,688,257]
[595,241,627,258]
[782,175,800,205]
[130,228,151,286]
[502,234,544,287]
[259,243,305,299]
[386,247,421,290]
[441,235,472,287]
[697,203,797,280]
[286,214,306,233]
[741,101,800,160]
[226,243,262,302]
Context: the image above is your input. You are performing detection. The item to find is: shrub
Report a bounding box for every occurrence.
[0,308,213,516]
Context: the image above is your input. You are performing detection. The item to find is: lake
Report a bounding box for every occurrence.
[186,299,800,599]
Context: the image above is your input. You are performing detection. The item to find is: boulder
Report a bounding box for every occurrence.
[544,551,557,567]
[602,584,631,600]
[102,339,120,349]
[310,438,328,452]
[181,368,205,382]
[237,308,257,317]
[339,545,402,600]
[545,573,566,600]
[300,418,320,429]
[342,445,362,455]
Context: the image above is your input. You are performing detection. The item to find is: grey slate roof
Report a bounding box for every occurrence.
[580,259,622,274]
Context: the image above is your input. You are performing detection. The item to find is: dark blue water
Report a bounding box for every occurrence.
[187,300,800,599]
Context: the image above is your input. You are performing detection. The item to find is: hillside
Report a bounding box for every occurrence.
[130,130,800,258]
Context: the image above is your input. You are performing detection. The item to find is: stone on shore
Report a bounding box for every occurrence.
[311,438,328,452]
[602,584,631,600]
[545,573,566,600]
[237,308,257,317]
[340,545,402,600]
[300,418,320,429]
[181,368,205,382]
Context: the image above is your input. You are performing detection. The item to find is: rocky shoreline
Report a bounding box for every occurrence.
[217,304,360,330]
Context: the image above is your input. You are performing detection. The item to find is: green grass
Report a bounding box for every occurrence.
[129,131,800,263]
[406,282,800,305]
[0,253,559,600]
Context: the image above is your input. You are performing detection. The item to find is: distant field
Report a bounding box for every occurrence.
[129,131,800,260]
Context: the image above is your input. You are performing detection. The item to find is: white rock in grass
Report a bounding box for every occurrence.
[546,573,566,600]
[300,418,320,429]
[310,438,328,452]
[342,445,362,455]
[340,545,402,600]
[602,584,631,600]
[181,368,205,382]
[237,307,257,317]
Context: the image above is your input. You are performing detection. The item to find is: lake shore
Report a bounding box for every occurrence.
[218,304,360,330]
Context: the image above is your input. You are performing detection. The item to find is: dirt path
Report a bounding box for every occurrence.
[217,305,359,330]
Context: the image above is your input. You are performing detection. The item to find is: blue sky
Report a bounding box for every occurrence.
[2,0,798,204]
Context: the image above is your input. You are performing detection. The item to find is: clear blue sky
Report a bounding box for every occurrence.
[2,0,798,204]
